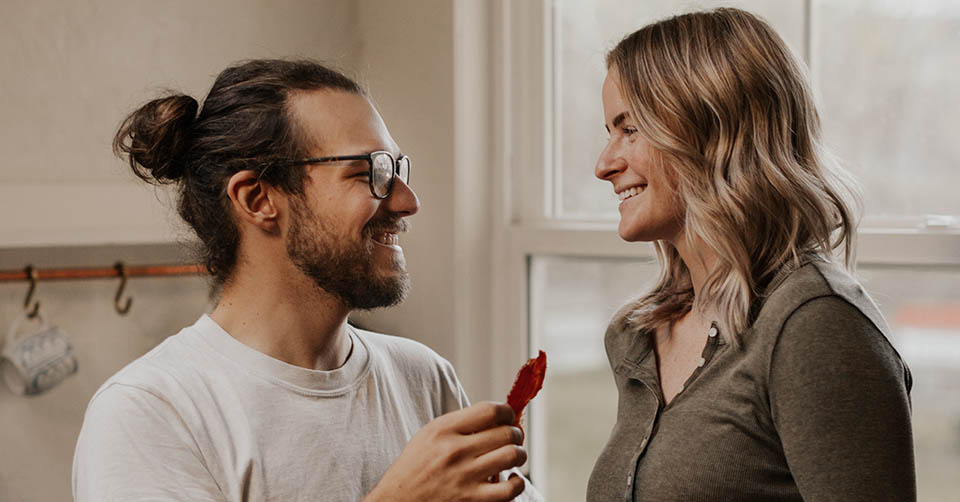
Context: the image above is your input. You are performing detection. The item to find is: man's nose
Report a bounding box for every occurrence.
[384,178,420,216]
[595,145,627,181]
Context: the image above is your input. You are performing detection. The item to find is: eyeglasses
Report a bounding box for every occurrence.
[274,151,411,199]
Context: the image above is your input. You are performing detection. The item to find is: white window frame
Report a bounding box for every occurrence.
[490,0,960,492]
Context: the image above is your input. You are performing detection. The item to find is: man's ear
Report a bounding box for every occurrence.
[226,170,281,233]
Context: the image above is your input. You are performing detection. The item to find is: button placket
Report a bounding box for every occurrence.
[666,323,721,406]
[624,451,641,501]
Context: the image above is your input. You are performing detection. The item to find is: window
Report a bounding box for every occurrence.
[812,0,960,224]
[531,256,658,498]
[856,265,960,500]
[532,258,960,501]
[495,1,960,500]
[554,0,807,220]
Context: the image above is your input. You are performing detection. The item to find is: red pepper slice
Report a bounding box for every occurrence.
[506,350,547,428]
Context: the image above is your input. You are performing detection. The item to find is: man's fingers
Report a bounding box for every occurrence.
[442,402,516,435]
[471,444,528,480]
[463,425,523,457]
[472,473,526,501]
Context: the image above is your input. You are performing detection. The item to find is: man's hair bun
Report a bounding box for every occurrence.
[113,93,199,183]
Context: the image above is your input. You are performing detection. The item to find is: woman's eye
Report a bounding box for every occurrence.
[623,126,638,136]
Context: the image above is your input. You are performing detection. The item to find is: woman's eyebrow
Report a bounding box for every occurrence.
[605,111,630,133]
[612,111,630,128]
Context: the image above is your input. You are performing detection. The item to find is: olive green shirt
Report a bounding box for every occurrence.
[587,259,915,501]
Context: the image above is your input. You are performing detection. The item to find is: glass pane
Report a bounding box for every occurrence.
[532,256,660,501]
[555,0,806,219]
[857,265,960,502]
[812,0,960,222]
[532,256,960,501]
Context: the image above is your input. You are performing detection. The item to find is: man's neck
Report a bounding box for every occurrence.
[209,263,354,371]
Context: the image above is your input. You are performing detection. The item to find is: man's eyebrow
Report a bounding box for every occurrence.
[604,111,630,133]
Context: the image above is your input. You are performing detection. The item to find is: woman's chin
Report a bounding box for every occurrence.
[618,213,682,244]
[618,222,647,243]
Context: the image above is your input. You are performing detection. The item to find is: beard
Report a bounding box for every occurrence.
[285,195,410,310]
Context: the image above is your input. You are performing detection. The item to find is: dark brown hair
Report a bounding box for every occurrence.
[114,59,365,288]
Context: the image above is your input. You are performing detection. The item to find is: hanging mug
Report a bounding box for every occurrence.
[1,312,78,395]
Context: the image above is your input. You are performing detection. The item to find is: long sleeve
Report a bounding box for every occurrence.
[72,383,226,502]
[769,295,916,501]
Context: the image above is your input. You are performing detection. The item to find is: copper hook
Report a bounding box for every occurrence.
[114,262,133,315]
[24,265,40,318]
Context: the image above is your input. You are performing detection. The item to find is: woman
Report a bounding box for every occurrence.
[588,8,914,501]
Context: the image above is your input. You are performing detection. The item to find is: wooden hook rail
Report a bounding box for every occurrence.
[0,263,205,283]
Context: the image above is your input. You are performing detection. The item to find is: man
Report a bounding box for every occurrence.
[73,59,540,501]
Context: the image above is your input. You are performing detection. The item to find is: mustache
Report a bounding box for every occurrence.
[363,217,411,236]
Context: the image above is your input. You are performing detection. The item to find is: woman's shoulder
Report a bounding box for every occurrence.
[602,302,655,370]
[752,259,890,340]
[749,259,911,394]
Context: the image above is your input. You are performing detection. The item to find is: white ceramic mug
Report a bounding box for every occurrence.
[1,313,78,395]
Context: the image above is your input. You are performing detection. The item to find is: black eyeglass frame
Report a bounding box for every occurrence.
[271,150,411,199]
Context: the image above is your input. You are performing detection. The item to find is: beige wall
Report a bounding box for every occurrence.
[349,0,458,372]
[0,0,359,246]
[349,0,499,402]
[0,245,213,501]
[0,1,365,500]
[0,2,492,499]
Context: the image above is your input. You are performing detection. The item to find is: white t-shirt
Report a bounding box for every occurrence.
[73,315,541,501]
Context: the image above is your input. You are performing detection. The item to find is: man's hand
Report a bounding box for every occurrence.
[365,402,528,502]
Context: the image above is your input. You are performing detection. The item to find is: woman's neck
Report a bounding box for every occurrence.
[669,232,717,301]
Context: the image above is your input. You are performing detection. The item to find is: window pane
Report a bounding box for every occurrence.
[532,256,659,501]
[812,0,960,222]
[532,256,960,501]
[555,1,806,219]
[553,0,960,224]
[857,265,960,502]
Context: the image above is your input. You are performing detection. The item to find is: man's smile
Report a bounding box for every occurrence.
[373,231,400,248]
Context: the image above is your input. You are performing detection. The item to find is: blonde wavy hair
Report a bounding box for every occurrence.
[607,7,862,343]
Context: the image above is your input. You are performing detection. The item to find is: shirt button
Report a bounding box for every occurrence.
[708,326,718,338]
[697,357,706,367]
[627,474,633,486]
[678,383,684,393]
[640,437,648,448]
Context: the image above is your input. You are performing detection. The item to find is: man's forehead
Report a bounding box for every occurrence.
[289,89,394,154]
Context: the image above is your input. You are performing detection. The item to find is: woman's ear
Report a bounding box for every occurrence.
[226,170,281,233]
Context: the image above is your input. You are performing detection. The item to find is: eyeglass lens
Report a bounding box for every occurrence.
[371,152,411,198]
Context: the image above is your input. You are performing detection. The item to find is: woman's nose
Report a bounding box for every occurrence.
[595,145,627,181]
